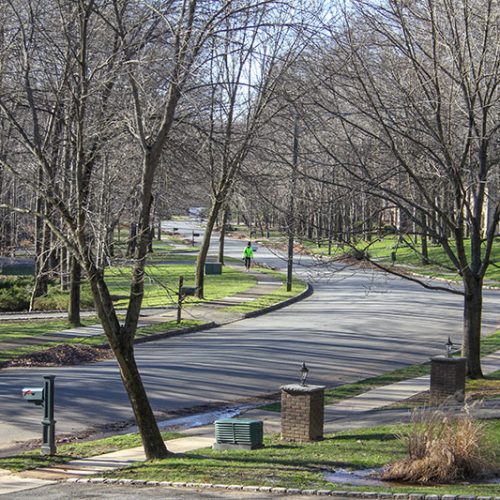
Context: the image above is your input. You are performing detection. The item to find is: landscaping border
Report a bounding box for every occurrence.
[70,478,500,499]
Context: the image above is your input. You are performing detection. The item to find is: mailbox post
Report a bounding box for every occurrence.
[41,375,56,455]
[22,375,56,455]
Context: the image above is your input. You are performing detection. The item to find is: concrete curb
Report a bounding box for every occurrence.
[121,283,313,346]
[132,321,218,345]
[70,478,500,499]
[243,283,314,319]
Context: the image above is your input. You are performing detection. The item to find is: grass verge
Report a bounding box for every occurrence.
[261,329,500,412]
[0,431,181,472]
[223,267,307,314]
[101,423,500,496]
[0,319,204,365]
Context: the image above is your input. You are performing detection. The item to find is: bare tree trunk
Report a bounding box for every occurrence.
[114,345,170,458]
[68,256,81,326]
[30,214,50,310]
[126,222,137,257]
[195,200,222,299]
[87,265,169,459]
[462,275,483,379]
[218,204,228,265]
[421,212,429,265]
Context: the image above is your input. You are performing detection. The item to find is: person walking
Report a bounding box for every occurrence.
[243,241,254,271]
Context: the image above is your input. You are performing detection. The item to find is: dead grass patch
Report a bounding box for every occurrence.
[383,403,498,484]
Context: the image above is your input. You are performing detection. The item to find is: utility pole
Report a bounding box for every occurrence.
[287,113,299,292]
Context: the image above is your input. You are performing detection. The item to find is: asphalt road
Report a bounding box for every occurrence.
[4,482,352,499]
[0,220,498,450]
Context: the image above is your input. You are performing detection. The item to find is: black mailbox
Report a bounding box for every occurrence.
[180,286,197,296]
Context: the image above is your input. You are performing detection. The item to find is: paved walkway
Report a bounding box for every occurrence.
[1,349,499,496]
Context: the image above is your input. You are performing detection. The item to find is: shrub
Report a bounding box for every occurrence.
[0,276,33,289]
[382,403,497,484]
[0,286,30,311]
[32,289,95,311]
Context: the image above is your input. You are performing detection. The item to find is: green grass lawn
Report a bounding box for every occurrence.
[29,261,257,312]
[308,235,500,283]
[0,416,497,495]
[99,423,500,496]
[262,329,500,412]
[0,317,99,343]
[0,431,181,472]
[0,319,203,364]
[103,263,257,309]
[1,421,498,495]
[225,267,307,314]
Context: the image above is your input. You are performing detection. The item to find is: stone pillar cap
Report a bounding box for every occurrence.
[431,355,466,363]
[280,384,326,394]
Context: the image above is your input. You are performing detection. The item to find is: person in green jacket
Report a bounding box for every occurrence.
[243,241,254,270]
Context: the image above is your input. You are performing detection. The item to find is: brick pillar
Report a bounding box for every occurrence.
[430,356,466,405]
[280,384,325,442]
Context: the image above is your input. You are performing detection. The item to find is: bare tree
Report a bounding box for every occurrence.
[302,0,499,377]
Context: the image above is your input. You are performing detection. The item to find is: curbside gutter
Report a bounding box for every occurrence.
[70,478,500,499]
[243,283,314,319]
[132,322,219,345]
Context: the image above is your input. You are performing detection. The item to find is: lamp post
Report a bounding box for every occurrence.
[446,336,454,358]
[287,111,299,292]
[299,361,308,386]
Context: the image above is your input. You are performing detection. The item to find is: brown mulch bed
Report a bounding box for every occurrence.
[2,344,113,368]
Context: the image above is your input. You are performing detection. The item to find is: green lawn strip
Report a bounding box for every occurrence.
[134,319,204,339]
[0,431,181,473]
[223,268,307,314]
[261,329,500,412]
[0,320,205,364]
[0,317,100,343]
[103,423,500,495]
[102,263,257,309]
[363,236,499,283]
[302,235,500,284]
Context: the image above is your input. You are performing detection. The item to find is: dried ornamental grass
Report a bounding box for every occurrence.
[382,402,497,484]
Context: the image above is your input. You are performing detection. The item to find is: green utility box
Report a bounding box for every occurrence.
[205,262,222,275]
[213,418,263,450]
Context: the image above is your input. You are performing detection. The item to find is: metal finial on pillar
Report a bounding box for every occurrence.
[300,361,309,386]
[446,336,454,358]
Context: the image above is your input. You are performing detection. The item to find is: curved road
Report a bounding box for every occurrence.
[0,220,498,450]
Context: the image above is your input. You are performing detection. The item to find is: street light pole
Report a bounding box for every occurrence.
[287,112,299,292]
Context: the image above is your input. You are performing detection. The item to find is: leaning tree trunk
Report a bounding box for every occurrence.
[114,344,170,459]
[195,200,222,299]
[462,275,483,379]
[87,266,169,459]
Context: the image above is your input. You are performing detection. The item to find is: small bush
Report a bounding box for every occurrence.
[0,276,33,289]
[383,403,497,484]
[32,289,95,311]
[0,286,30,311]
